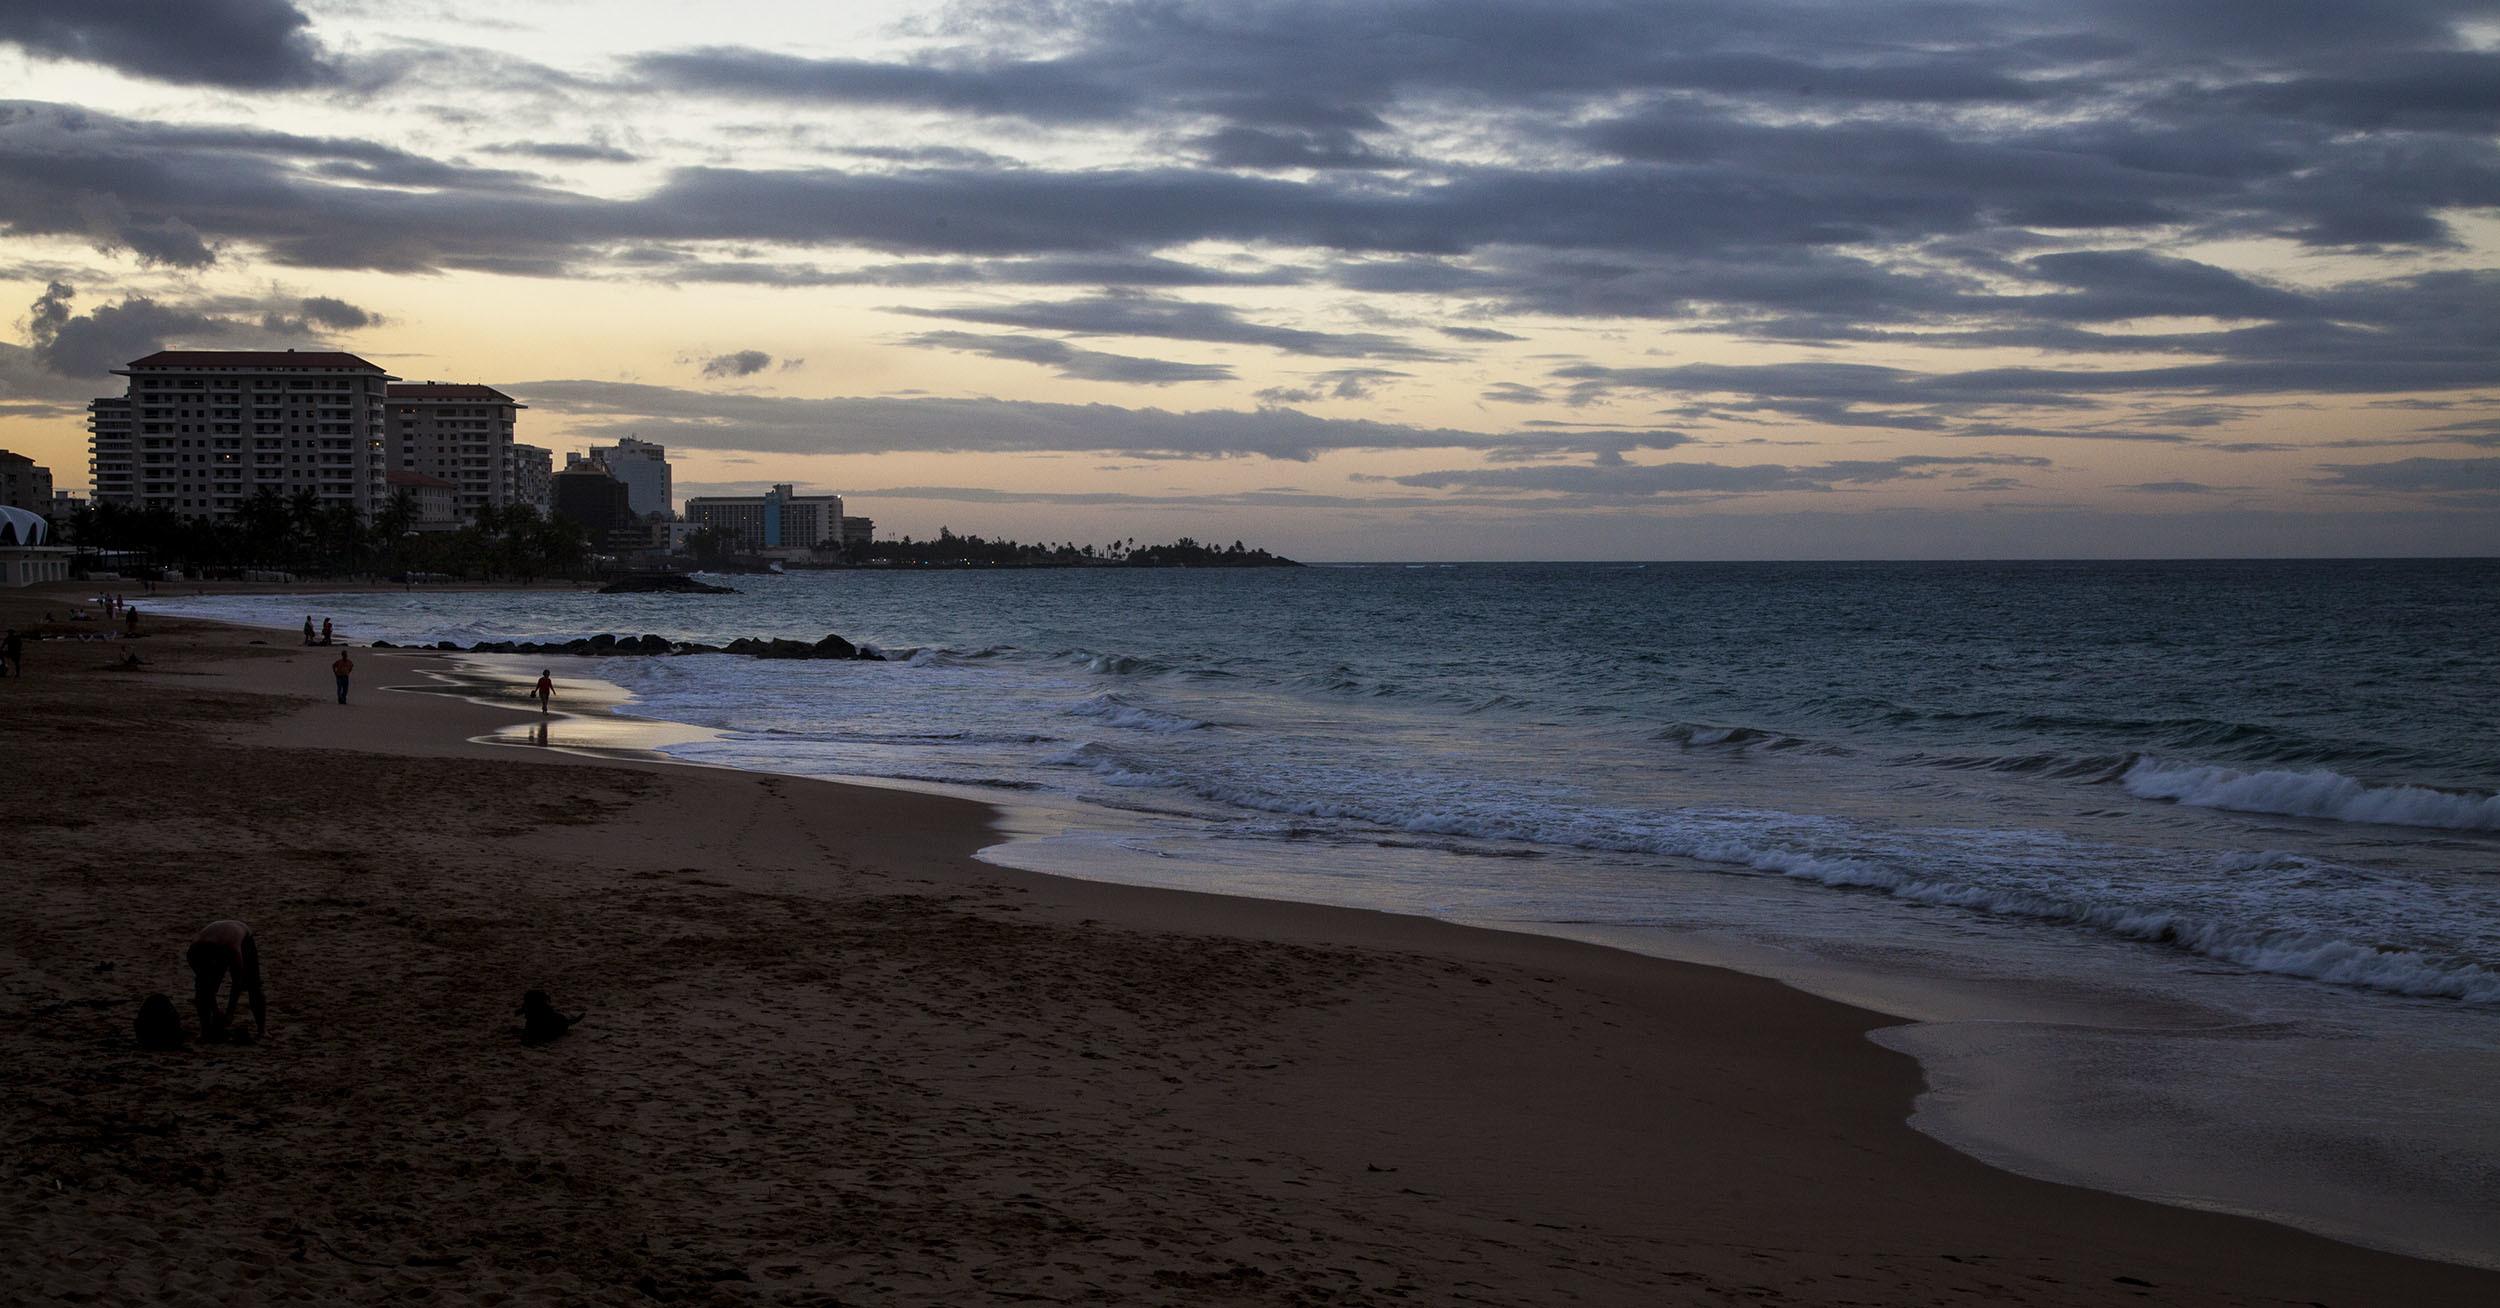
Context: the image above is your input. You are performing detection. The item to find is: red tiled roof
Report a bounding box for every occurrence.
[386,470,457,489]
[389,383,518,402]
[124,350,388,371]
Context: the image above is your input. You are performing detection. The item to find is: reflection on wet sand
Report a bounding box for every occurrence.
[383,653,725,762]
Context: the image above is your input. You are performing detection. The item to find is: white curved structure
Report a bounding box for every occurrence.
[0,503,46,545]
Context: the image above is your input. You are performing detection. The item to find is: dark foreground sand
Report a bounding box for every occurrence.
[4,591,2494,1306]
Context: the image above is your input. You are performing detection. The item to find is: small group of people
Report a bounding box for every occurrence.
[301,615,336,646]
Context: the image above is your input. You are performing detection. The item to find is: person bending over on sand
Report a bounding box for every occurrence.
[535,670,554,714]
[189,920,265,1042]
[332,650,354,704]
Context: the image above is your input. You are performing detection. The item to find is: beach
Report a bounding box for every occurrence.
[5,592,2497,1307]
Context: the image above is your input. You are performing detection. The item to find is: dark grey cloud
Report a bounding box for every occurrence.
[2312,457,2500,495]
[1254,368,1410,404]
[2120,481,2246,495]
[901,331,1235,385]
[1440,326,1525,343]
[0,0,338,90]
[481,140,641,164]
[1194,126,1403,171]
[514,378,1620,462]
[1386,452,2051,498]
[23,282,239,377]
[698,350,773,379]
[899,292,1441,360]
[630,48,1139,122]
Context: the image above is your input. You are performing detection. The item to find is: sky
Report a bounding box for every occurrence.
[1,0,2497,560]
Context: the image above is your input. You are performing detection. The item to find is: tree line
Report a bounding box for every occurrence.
[63,490,593,582]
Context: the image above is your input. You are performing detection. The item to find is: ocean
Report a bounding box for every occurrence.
[158,559,2500,1266]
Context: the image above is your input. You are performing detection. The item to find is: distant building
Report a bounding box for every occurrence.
[683,484,843,555]
[87,398,133,507]
[838,516,872,552]
[384,470,462,532]
[507,442,552,515]
[0,449,52,513]
[389,383,525,517]
[94,350,394,519]
[568,436,671,519]
[551,460,643,552]
[51,489,87,517]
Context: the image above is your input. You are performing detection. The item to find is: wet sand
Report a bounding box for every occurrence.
[5,589,2495,1305]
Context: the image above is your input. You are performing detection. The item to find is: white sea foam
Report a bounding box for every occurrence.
[2122,758,2500,831]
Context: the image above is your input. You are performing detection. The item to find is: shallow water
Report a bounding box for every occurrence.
[161,560,2500,1266]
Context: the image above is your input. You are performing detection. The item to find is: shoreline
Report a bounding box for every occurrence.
[8,591,2499,1303]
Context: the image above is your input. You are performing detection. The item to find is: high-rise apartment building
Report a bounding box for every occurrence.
[0,449,53,513]
[683,484,843,554]
[87,398,133,506]
[388,383,525,518]
[97,350,393,519]
[567,436,671,519]
[508,443,553,515]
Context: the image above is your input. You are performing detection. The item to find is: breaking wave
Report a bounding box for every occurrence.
[2122,759,2500,831]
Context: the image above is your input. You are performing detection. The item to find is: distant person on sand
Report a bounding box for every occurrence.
[2,627,20,677]
[535,670,554,714]
[124,606,139,635]
[332,650,354,704]
[320,617,333,646]
[189,920,265,1042]
[303,616,316,645]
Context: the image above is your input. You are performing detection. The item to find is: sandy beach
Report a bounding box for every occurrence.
[4,589,2495,1306]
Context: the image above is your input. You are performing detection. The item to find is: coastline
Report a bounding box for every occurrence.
[7,593,2498,1304]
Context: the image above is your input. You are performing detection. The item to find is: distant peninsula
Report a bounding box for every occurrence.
[776,532,1300,570]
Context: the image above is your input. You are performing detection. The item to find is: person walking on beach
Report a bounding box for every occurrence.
[303,616,316,646]
[189,920,266,1042]
[332,650,354,704]
[2,627,20,677]
[320,617,333,646]
[535,669,554,714]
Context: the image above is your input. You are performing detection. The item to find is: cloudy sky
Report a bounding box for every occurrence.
[3,0,2497,559]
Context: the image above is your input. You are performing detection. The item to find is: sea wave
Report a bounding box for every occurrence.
[2122,759,2500,831]
[1038,745,2500,1004]
[1065,693,1212,733]
[1652,722,1813,751]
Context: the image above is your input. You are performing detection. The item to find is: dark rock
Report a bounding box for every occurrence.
[854,647,886,661]
[810,633,857,659]
[674,642,723,655]
[752,638,815,659]
[724,638,762,655]
[599,574,737,595]
[588,633,616,650]
[135,994,185,1050]
[372,640,395,649]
